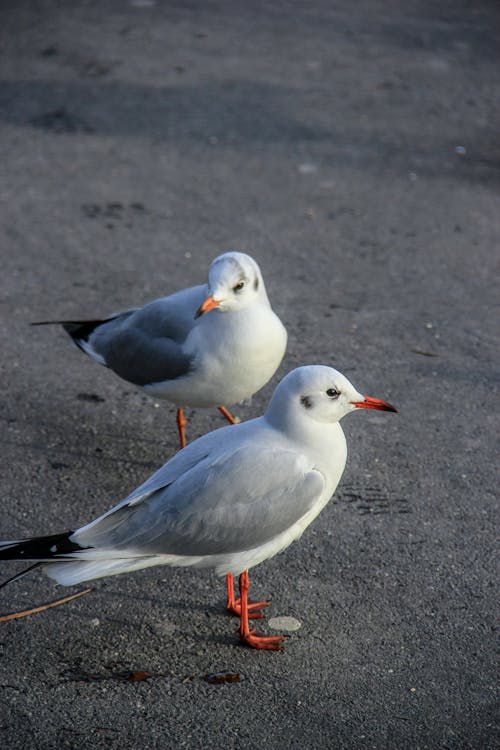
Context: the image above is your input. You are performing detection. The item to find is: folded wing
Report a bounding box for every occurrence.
[69,284,208,385]
[73,436,325,557]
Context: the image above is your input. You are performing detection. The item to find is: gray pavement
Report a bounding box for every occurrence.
[0,1,498,748]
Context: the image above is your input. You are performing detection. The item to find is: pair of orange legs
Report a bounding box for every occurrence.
[175,406,285,650]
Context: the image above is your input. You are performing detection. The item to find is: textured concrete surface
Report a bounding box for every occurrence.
[0,1,498,748]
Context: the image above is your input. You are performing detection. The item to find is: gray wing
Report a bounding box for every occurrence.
[89,284,207,385]
[74,437,325,556]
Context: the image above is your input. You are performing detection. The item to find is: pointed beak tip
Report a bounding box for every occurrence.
[194,295,220,319]
[383,403,398,414]
[352,396,398,413]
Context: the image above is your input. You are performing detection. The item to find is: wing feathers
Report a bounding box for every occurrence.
[74,441,325,557]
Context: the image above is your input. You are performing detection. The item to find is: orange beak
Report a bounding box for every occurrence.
[351,396,397,413]
[194,295,221,319]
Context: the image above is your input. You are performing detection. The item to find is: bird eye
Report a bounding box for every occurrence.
[233,281,245,293]
[326,388,339,399]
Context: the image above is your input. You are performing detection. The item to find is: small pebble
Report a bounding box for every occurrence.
[268,616,302,632]
[150,620,176,637]
[298,163,317,174]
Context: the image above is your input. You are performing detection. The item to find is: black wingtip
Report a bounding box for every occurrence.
[0,562,42,590]
[30,319,106,342]
[30,320,72,327]
[0,531,82,561]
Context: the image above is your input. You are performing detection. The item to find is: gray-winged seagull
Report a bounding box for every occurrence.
[0,365,396,650]
[33,251,287,448]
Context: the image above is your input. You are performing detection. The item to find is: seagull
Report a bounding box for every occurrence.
[32,251,287,449]
[0,365,397,650]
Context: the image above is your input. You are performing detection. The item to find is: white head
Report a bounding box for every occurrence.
[265,365,397,433]
[195,252,268,318]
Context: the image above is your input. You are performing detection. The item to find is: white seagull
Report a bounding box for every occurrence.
[33,251,287,449]
[0,366,396,650]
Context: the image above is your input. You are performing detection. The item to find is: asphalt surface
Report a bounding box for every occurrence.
[0,1,498,748]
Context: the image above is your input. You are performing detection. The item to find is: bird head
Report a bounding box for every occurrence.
[195,252,267,318]
[266,365,397,429]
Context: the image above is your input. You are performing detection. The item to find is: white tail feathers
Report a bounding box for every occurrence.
[46,556,158,586]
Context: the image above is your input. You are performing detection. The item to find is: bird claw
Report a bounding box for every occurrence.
[227,598,270,620]
[239,629,288,651]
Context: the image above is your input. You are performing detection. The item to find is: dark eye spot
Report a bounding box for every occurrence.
[301,395,312,409]
[253,276,259,291]
[233,281,245,293]
[326,388,339,399]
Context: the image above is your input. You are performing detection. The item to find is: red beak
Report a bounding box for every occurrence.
[351,396,397,413]
[194,294,221,319]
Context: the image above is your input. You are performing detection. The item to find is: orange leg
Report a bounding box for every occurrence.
[178,407,235,449]
[225,572,269,620]
[176,407,188,449]
[237,571,287,651]
[218,406,239,425]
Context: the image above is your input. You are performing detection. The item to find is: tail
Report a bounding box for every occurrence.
[0,531,90,589]
[0,534,155,587]
[31,318,112,364]
[31,319,106,343]
[31,319,105,328]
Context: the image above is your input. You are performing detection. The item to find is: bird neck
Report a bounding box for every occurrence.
[265,407,345,465]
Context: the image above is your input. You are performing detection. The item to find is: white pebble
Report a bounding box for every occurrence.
[268,616,302,632]
[298,163,317,174]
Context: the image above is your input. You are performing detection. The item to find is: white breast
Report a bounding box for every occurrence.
[146,304,287,407]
